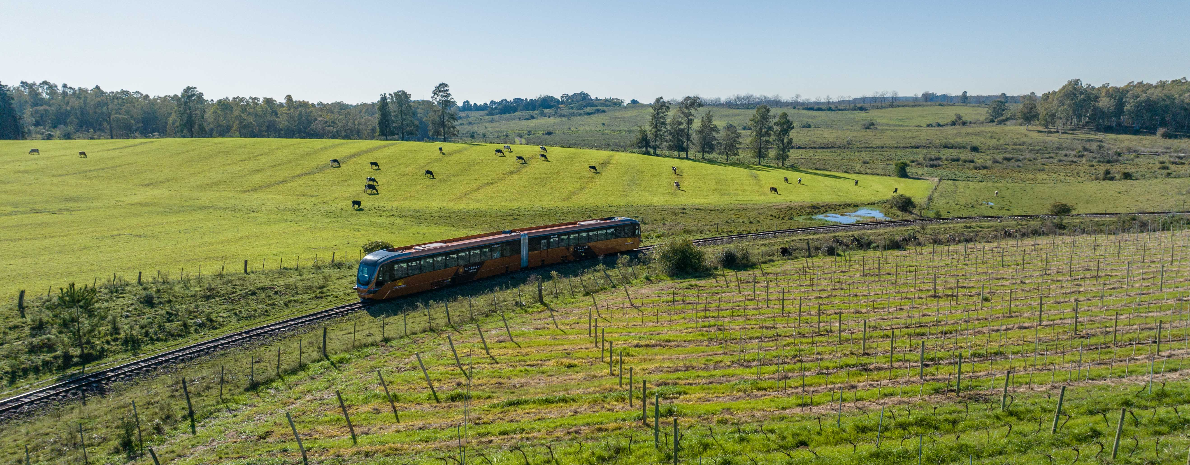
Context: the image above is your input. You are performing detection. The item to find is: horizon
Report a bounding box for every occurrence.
[5,0,1189,105]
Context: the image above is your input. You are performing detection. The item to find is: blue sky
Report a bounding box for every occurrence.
[4,0,1188,103]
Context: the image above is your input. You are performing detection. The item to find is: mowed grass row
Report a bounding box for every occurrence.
[8,224,1190,464]
[0,139,930,299]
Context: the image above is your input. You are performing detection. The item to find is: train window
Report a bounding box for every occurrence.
[565,233,574,247]
[448,253,459,268]
[489,245,499,259]
[395,263,407,278]
[549,236,559,249]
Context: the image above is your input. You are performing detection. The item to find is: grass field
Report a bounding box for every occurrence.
[930,178,1190,217]
[5,220,1190,464]
[0,139,930,302]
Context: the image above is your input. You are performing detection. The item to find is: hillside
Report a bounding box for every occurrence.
[0,139,928,301]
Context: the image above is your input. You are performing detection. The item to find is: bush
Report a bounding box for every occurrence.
[887,194,916,213]
[654,239,706,276]
[1049,202,1074,216]
[1121,171,1135,180]
[1158,127,1172,139]
[715,247,755,269]
[894,161,910,178]
[361,240,394,254]
[969,145,980,153]
[861,121,877,129]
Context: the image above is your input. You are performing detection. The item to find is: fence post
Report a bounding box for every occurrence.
[132,400,144,456]
[286,412,309,465]
[181,378,196,434]
[336,390,357,445]
[415,352,440,403]
[78,423,88,465]
[244,260,248,274]
[322,327,328,360]
[18,290,25,318]
[654,393,660,449]
[447,335,469,380]
[1001,370,1011,411]
[1111,408,1126,459]
[1051,386,1066,433]
[377,370,400,423]
[673,418,679,465]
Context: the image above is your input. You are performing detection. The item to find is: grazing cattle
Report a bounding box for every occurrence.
[797,177,802,184]
[366,176,378,184]
[769,187,779,194]
[495,149,505,156]
[364,183,378,194]
[370,161,380,170]
[330,159,341,168]
[673,181,681,190]
[539,153,549,161]
[671,166,678,175]
[539,145,547,152]
[515,155,527,164]
[784,176,789,183]
[351,200,362,210]
[854,180,859,186]
[995,190,999,197]
[78,151,87,158]
[779,246,792,257]
[503,145,512,152]
[588,165,599,173]
[28,149,39,155]
[893,187,898,193]
[424,170,435,178]
[438,147,444,154]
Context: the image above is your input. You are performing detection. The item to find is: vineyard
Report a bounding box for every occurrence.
[5,218,1190,464]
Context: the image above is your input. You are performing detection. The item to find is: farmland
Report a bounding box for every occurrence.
[5,216,1190,464]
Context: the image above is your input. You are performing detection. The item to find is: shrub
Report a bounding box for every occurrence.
[861,121,877,130]
[1157,127,1172,139]
[887,194,916,213]
[1121,171,1135,180]
[799,122,812,128]
[715,247,755,269]
[1049,202,1074,216]
[361,240,394,254]
[969,145,980,153]
[894,161,910,178]
[654,239,706,276]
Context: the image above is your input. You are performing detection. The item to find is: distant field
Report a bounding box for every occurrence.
[930,178,1190,217]
[0,139,928,299]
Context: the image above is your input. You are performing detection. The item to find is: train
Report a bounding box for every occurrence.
[355,217,642,300]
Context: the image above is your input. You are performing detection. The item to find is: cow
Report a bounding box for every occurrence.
[539,145,547,152]
[438,147,444,154]
[351,200,362,210]
[366,176,378,185]
[995,190,999,197]
[674,181,681,190]
[515,155,527,164]
[364,183,378,194]
[370,161,380,170]
[503,145,512,152]
[893,187,898,193]
[28,149,39,155]
[330,159,341,168]
[495,149,505,156]
[78,151,87,158]
[854,179,859,186]
[784,176,789,183]
[539,153,549,161]
[671,166,678,175]
[589,165,599,173]
[424,170,435,178]
[770,187,779,194]
[797,177,802,184]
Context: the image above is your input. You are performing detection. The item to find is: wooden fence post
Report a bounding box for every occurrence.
[244,260,248,274]
[415,352,440,403]
[286,412,309,465]
[476,323,496,362]
[377,370,400,422]
[336,390,357,445]
[447,335,469,380]
[322,327,328,360]
[673,418,679,465]
[17,290,25,318]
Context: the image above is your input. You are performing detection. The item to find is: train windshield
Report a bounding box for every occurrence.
[357,261,379,286]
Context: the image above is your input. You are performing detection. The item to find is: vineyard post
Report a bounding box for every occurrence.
[642,379,648,426]
[447,335,469,380]
[322,327,328,360]
[1001,370,1011,411]
[1051,386,1065,433]
[377,370,399,422]
[132,400,144,456]
[653,393,661,448]
[243,260,248,274]
[182,377,196,434]
[500,310,517,346]
[476,323,496,362]
[286,412,309,465]
[16,290,24,318]
[673,418,679,465]
[336,390,357,445]
[218,366,225,401]
[1111,408,1126,459]
[415,352,440,403]
[78,423,88,465]
[876,406,885,448]
[445,300,453,327]
[956,354,962,395]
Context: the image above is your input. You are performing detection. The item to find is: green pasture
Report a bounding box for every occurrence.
[929,178,1190,216]
[0,139,928,299]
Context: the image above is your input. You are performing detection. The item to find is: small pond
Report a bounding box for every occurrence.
[813,208,888,224]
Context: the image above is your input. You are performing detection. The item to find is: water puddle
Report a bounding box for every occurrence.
[813,208,888,224]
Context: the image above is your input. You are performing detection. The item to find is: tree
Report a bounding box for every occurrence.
[429,83,458,142]
[666,111,687,154]
[987,98,1008,122]
[171,86,206,137]
[1018,93,1039,127]
[391,90,417,141]
[376,94,393,140]
[648,97,669,155]
[960,91,969,104]
[695,111,719,158]
[887,194,916,213]
[676,96,701,158]
[772,111,794,166]
[52,283,103,365]
[720,123,741,162]
[1049,202,1074,216]
[0,82,22,139]
[634,126,651,154]
[894,161,910,178]
[748,105,773,163]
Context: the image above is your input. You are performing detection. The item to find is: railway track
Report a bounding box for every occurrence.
[1,210,1182,419]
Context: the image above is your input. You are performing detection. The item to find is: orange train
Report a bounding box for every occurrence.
[355,217,642,300]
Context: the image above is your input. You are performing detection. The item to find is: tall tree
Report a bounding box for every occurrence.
[666,111,687,154]
[0,82,23,140]
[376,94,393,140]
[772,111,794,166]
[960,91,969,104]
[720,123,741,162]
[634,126,651,154]
[676,96,702,158]
[391,90,417,141]
[171,86,206,137]
[648,97,670,155]
[986,98,1008,122]
[748,104,773,163]
[429,83,458,142]
[695,110,719,158]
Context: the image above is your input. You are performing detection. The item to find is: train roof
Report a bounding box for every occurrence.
[362,217,637,263]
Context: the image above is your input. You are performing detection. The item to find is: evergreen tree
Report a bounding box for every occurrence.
[376,94,393,140]
[695,110,719,158]
[648,97,669,155]
[634,126,651,154]
[666,111,687,154]
[720,123,741,162]
[429,83,458,142]
[0,82,23,140]
[677,96,701,158]
[391,90,417,141]
[170,86,206,137]
[748,104,773,163]
[772,111,794,166]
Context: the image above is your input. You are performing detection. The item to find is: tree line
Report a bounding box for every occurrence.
[1029,78,1190,136]
[460,91,623,116]
[633,96,803,166]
